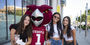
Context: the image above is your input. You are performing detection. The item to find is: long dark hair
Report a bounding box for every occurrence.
[63,16,71,38]
[49,12,63,39]
[16,15,32,38]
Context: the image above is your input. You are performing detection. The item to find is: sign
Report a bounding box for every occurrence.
[57,5,60,13]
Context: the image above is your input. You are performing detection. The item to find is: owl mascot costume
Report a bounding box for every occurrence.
[25,5,52,45]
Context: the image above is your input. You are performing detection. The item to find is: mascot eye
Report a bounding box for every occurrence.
[43,10,48,13]
[32,16,43,21]
[32,16,35,20]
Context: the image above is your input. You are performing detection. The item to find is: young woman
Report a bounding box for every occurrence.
[10,15,32,45]
[46,12,63,45]
[63,16,76,45]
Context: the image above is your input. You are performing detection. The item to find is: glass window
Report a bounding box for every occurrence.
[0,0,33,43]
[0,0,7,43]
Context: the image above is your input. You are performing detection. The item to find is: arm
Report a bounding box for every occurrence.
[45,31,49,40]
[45,24,50,40]
[72,30,76,45]
[25,37,32,45]
[10,29,16,45]
[62,38,64,45]
[61,30,64,45]
[46,31,51,45]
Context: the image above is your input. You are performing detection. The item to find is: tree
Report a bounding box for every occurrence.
[76,9,90,22]
[76,14,85,22]
[88,9,90,15]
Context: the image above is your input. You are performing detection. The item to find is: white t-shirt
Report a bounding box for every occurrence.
[46,24,61,38]
[63,26,75,41]
[15,35,26,45]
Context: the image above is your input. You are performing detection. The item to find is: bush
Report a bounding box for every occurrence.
[78,25,86,30]
[7,10,25,16]
[78,25,80,28]
[88,26,90,29]
[81,25,86,30]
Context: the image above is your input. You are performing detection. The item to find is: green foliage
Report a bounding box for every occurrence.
[88,9,90,15]
[78,25,90,30]
[16,10,22,16]
[87,15,90,21]
[78,25,86,30]
[81,25,86,30]
[76,14,85,22]
[76,9,90,22]
[8,10,14,14]
[7,10,24,16]
[88,26,90,29]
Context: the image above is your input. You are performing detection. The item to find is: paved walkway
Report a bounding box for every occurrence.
[2,29,90,45]
[76,29,90,45]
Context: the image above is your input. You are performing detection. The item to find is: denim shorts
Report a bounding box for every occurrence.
[49,38,62,45]
[64,39,78,45]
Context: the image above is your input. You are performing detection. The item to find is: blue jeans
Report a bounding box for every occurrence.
[49,38,62,45]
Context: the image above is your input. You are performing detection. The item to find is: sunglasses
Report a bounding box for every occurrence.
[53,16,60,19]
[32,16,43,21]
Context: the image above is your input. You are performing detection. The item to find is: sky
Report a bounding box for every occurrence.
[63,0,90,22]
[0,0,21,9]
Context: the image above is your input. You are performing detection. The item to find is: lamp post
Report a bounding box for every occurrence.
[60,0,66,22]
[5,0,8,40]
[76,15,79,31]
[80,10,82,33]
[85,3,88,37]
[22,0,23,16]
[14,0,16,24]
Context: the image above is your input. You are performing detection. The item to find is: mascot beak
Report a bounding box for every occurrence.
[31,9,43,27]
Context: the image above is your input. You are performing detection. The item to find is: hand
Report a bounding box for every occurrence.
[46,40,51,45]
[46,43,51,45]
[15,43,20,45]
[25,42,30,45]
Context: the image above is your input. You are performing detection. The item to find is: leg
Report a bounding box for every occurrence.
[57,40,62,45]
[49,39,56,45]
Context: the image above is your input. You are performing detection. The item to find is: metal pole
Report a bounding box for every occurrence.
[32,0,35,5]
[76,14,78,31]
[47,0,49,5]
[22,0,23,16]
[60,0,66,23]
[5,0,8,40]
[79,10,82,33]
[85,3,88,37]
[59,0,63,29]
[14,0,16,24]
[45,0,49,5]
[36,0,46,6]
[51,0,57,13]
[61,5,63,23]
[77,15,78,31]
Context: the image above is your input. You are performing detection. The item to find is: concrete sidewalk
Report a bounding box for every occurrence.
[2,29,90,45]
[76,29,90,45]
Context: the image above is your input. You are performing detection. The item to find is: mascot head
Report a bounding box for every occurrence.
[25,5,52,27]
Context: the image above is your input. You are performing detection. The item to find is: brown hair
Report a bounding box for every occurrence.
[16,15,32,37]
